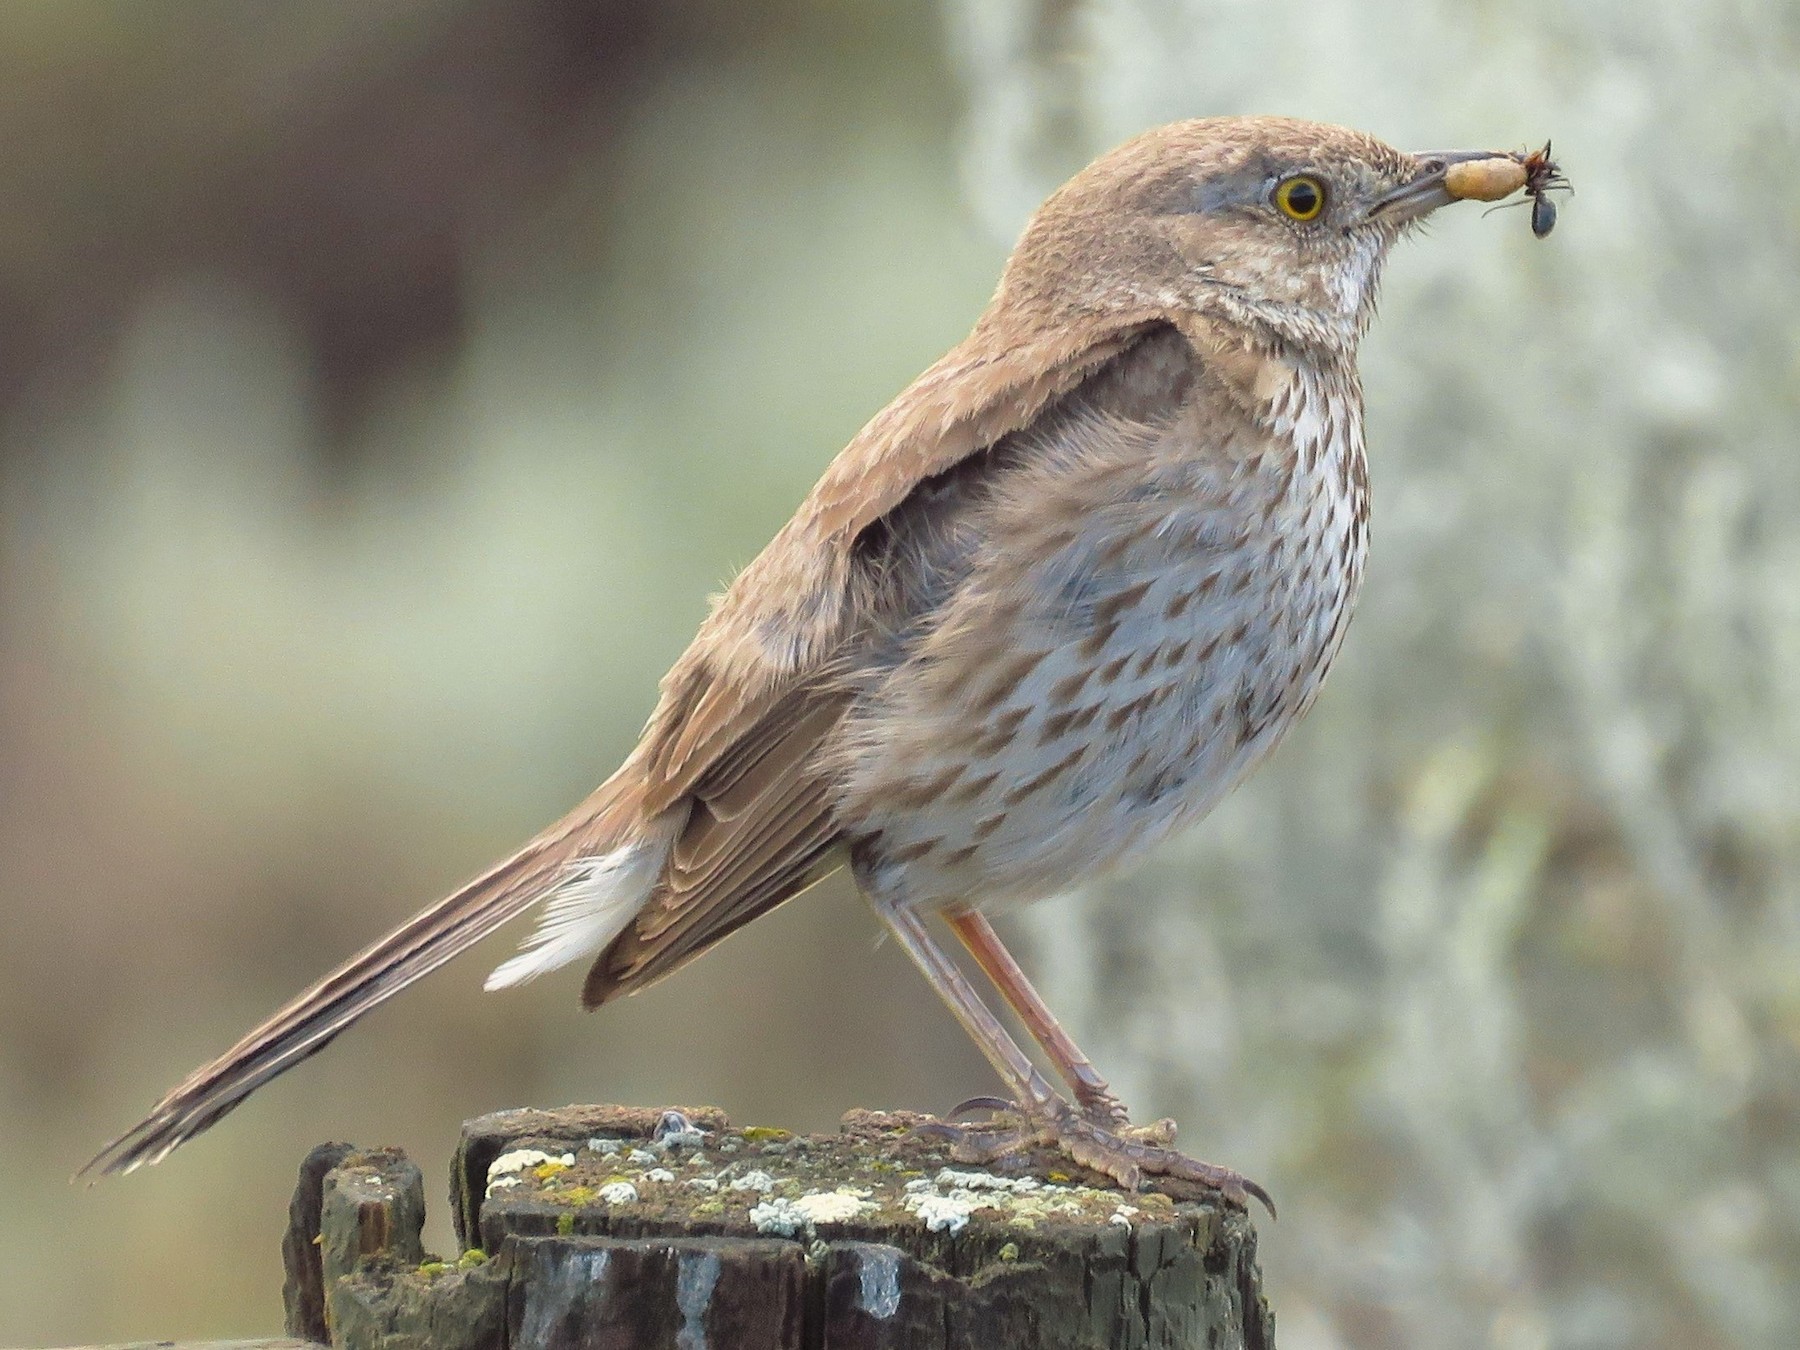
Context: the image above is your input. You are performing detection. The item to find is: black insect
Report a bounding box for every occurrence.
[1520,141,1569,238]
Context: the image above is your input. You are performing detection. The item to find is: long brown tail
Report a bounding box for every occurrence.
[79,771,643,1178]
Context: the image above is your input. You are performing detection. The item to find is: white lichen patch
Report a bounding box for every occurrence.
[729,1169,776,1194]
[887,1165,1125,1231]
[490,1148,573,1177]
[935,1168,1043,1193]
[904,1190,992,1234]
[641,1167,676,1184]
[684,1176,721,1192]
[658,1124,708,1151]
[597,1181,639,1205]
[749,1188,876,1235]
[794,1189,876,1224]
[627,1148,659,1166]
[748,1198,806,1236]
[585,1137,624,1156]
[487,1149,573,1195]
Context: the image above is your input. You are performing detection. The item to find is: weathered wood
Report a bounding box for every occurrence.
[318,1147,428,1290]
[328,1251,509,1350]
[450,1103,730,1251]
[282,1141,357,1341]
[509,1235,805,1348]
[283,1104,1274,1350]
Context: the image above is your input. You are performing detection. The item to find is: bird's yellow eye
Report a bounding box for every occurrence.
[1274,175,1326,222]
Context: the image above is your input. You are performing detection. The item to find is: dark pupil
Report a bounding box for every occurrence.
[1286,181,1319,215]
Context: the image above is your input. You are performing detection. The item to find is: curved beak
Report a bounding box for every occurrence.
[1368,149,1515,225]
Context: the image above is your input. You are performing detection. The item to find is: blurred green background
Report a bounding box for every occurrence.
[4,2,1797,1347]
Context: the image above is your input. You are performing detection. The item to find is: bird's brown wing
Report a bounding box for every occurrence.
[586,684,847,1002]
[585,311,1173,1005]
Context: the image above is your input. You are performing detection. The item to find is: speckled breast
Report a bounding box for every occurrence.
[842,364,1368,910]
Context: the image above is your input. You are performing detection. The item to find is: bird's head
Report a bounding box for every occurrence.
[997,115,1513,355]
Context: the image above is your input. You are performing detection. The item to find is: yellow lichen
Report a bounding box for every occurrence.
[457,1249,488,1269]
[740,1126,793,1142]
[556,1211,576,1236]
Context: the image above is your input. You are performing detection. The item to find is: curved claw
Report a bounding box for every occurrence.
[907,1114,1036,1163]
[1245,1179,1278,1220]
[946,1095,1017,1120]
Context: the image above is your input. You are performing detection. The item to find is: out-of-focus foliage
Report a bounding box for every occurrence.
[0,3,999,1343]
[947,2,1800,1346]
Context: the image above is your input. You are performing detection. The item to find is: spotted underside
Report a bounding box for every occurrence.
[836,323,1368,908]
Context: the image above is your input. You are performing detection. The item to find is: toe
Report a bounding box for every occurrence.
[946,1095,1018,1120]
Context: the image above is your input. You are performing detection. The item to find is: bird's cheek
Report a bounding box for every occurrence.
[1155,216,1222,276]
[1243,252,1310,305]
[1274,268,1312,303]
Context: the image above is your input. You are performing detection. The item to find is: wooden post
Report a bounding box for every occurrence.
[282,1104,1274,1350]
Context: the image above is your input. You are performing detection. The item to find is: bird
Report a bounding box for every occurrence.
[83,117,1537,1207]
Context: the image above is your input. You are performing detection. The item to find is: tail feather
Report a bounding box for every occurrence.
[483,838,670,991]
[80,772,656,1178]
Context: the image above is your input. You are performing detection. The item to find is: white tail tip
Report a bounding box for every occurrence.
[483,840,663,991]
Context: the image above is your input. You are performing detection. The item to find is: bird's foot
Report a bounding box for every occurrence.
[946,1090,1168,1140]
[919,1096,1272,1216]
[1072,1083,1147,1135]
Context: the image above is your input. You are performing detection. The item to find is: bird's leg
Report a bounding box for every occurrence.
[943,909,1153,1135]
[871,894,1272,1214]
[874,898,1066,1121]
